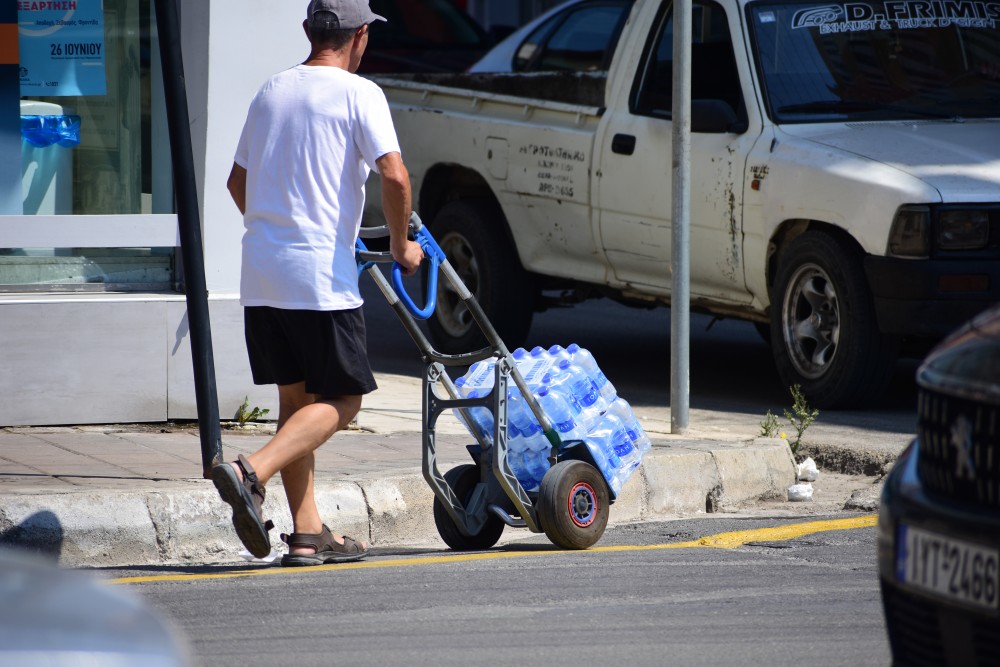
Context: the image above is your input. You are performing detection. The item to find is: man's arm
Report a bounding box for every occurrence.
[227,163,247,215]
[377,152,423,275]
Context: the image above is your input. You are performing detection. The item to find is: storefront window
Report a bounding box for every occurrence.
[2,0,175,291]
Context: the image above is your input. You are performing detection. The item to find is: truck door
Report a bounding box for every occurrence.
[594,0,759,304]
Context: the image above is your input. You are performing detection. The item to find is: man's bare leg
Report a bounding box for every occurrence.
[228,382,365,554]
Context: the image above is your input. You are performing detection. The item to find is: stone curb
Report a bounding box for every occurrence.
[0,440,796,568]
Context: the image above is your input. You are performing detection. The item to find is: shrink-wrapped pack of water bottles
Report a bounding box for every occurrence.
[452,344,651,496]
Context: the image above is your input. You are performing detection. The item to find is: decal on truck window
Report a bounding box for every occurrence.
[790,1,1000,31]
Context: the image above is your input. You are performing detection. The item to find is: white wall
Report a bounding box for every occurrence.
[0,296,275,426]
[198,1,306,294]
[0,1,310,426]
[0,297,172,425]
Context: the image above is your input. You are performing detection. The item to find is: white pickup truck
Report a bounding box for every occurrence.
[368,0,1000,408]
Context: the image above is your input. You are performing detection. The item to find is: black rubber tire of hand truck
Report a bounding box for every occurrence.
[433,464,506,551]
[537,460,609,550]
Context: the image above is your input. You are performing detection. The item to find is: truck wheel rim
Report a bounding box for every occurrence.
[567,482,597,528]
[437,232,479,337]
[781,262,840,380]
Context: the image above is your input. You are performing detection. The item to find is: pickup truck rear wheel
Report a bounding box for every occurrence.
[426,200,534,354]
[770,231,897,409]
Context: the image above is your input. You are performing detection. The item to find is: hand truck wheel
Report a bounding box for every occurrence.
[537,460,610,549]
[433,464,506,550]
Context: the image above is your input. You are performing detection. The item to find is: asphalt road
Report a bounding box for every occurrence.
[106,514,890,667]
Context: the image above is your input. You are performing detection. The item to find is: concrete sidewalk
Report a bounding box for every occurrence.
[0,373,908,568]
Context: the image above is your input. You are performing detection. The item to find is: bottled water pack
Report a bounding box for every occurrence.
[451,344,651,495]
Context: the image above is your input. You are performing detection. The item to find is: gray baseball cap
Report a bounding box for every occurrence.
[306,0,386,30]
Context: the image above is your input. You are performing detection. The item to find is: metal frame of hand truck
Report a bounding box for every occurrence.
[357,214,612,542]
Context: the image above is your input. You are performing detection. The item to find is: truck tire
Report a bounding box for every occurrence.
[769,231,898,409]
[426,200,534,354]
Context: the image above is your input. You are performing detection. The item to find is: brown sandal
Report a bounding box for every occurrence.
[280,524,370,567]
[211,454,274,558]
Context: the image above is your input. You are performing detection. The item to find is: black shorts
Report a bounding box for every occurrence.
[244,306,377,398]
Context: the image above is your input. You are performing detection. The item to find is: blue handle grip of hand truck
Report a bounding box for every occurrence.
[354,237,374,275]
[392,225,445,320]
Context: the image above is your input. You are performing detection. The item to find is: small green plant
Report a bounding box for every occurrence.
[233,396,270,426]
[760,385,819,455]
[758,410,781,438]
[783,384,819,455]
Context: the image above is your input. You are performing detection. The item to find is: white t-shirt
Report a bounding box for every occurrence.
[234,64,400,310]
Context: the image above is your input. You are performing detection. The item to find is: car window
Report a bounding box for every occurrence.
[514,1,634,72]
[369,0,490,48]
[632,0,745,127]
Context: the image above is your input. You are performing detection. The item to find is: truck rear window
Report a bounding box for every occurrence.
[747,0,1000,122]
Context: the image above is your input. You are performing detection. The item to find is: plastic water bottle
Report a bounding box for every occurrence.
[511,347,528,377]
[463,385,495,445]
[507,447,537,492]
[607,397,652,454]
[606,414,641,472]
[463,356,497,391]
[535,385,588,441]
[567,343,617,405]
[582,430,623,496]
[452,377,483,442]
[523,448,551,485]
[547,344,572,366]
[508,390,550,454]
[594,413,642,487]
[548,359,602,430]
[518,346,555,388]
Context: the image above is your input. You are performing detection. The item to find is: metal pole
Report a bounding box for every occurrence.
[670,0,692,433]
[153,0,223,478]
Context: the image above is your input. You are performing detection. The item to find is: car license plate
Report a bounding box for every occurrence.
[897,524,1000,612]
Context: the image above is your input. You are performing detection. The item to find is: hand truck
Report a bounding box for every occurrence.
[357,213,615,550]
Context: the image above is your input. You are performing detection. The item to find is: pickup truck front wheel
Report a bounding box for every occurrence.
[426,200,534,354]
[770,232,898,409]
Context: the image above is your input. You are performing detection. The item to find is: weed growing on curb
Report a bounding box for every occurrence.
[760,385,819,456]
[759,410,780,438]
[233,396,270,426]
[783,384,819,456]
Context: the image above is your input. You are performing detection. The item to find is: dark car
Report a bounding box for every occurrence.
[878,303,1000,665]
[360,0,494,74]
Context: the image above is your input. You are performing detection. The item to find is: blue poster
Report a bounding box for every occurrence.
[18,0,106,97]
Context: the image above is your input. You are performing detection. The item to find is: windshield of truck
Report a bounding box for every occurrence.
[747,0,1000,122]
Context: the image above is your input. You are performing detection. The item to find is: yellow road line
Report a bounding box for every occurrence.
[109,515,876,585]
